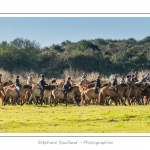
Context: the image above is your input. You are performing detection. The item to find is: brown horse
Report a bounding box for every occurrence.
[3,85,32,106]
[128,82,148,105]
[0,86,5,105]
[98,83,132,106]
[0,81,14,105]
[1,80,13,87]
[52,86,81,106]
[80,83,110,106]
[80,88,98,106]
[29,84,58,105]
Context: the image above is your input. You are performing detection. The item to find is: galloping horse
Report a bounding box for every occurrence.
[98,83,132,106]
[80,83,110,106]
[129,82,148,105]
[80,88,98,106]
[52,85,81,106]
[1,80,13,87]
[0,80,14,105]
[29,84,58,105]
[3,85,32,106]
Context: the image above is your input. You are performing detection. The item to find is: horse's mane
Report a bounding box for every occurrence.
[102,83,109,87]
[44,84,57,90]
[134,82,142,87]
[23,84,32,89]
[119,83,128,87]
[2,80,13,86]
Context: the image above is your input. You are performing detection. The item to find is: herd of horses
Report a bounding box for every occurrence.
[0,79,150,106]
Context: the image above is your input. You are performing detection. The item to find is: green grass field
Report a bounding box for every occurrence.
[0,104,150,133]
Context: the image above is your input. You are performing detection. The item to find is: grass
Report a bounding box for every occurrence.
[0,104,150,133]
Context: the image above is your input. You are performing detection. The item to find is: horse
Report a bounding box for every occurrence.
[52,85,81,106]
[98,83,132,106]
[2,84,15,93]
[3,85,32,106]
[80,83,110,106]
[80,88,98,106]
[1,80,13,87]
[29,84,58,105]
[0,86,5,105]
[128,82,148,105]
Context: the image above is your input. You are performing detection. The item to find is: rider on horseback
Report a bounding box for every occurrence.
[52,76,56,84]
[146,73,150,82]
[141,74,147,82]
[95,75,101,94]
[81,72,87,80]
[120,76,125,84]
[39,74,48,96]
[134,72,138,82]
[27,74,32,85]
[109,73,118,93]
[15,75,21,96]
[130,74,136,83]
[63,77,72,99]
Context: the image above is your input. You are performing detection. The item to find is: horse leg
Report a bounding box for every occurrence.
[127,98,131,105]
[105,97,110,105]
[2,95,6,106]
[65,98,68,106]
[73,96,80,106]
[18,96,23,106]
[21,97,26,106]
[120,97,126,106]
[40,96,43,106]
[29,94,33,105]
[65,95,68,107]
[97,92,104,105]
[80,92,85,106]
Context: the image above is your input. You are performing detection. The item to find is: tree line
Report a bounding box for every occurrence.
[0,36,150,78]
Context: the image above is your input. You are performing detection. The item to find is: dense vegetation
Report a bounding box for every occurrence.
[0,36,150,78]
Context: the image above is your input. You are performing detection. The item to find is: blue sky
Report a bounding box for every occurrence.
[0,17,150,48]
